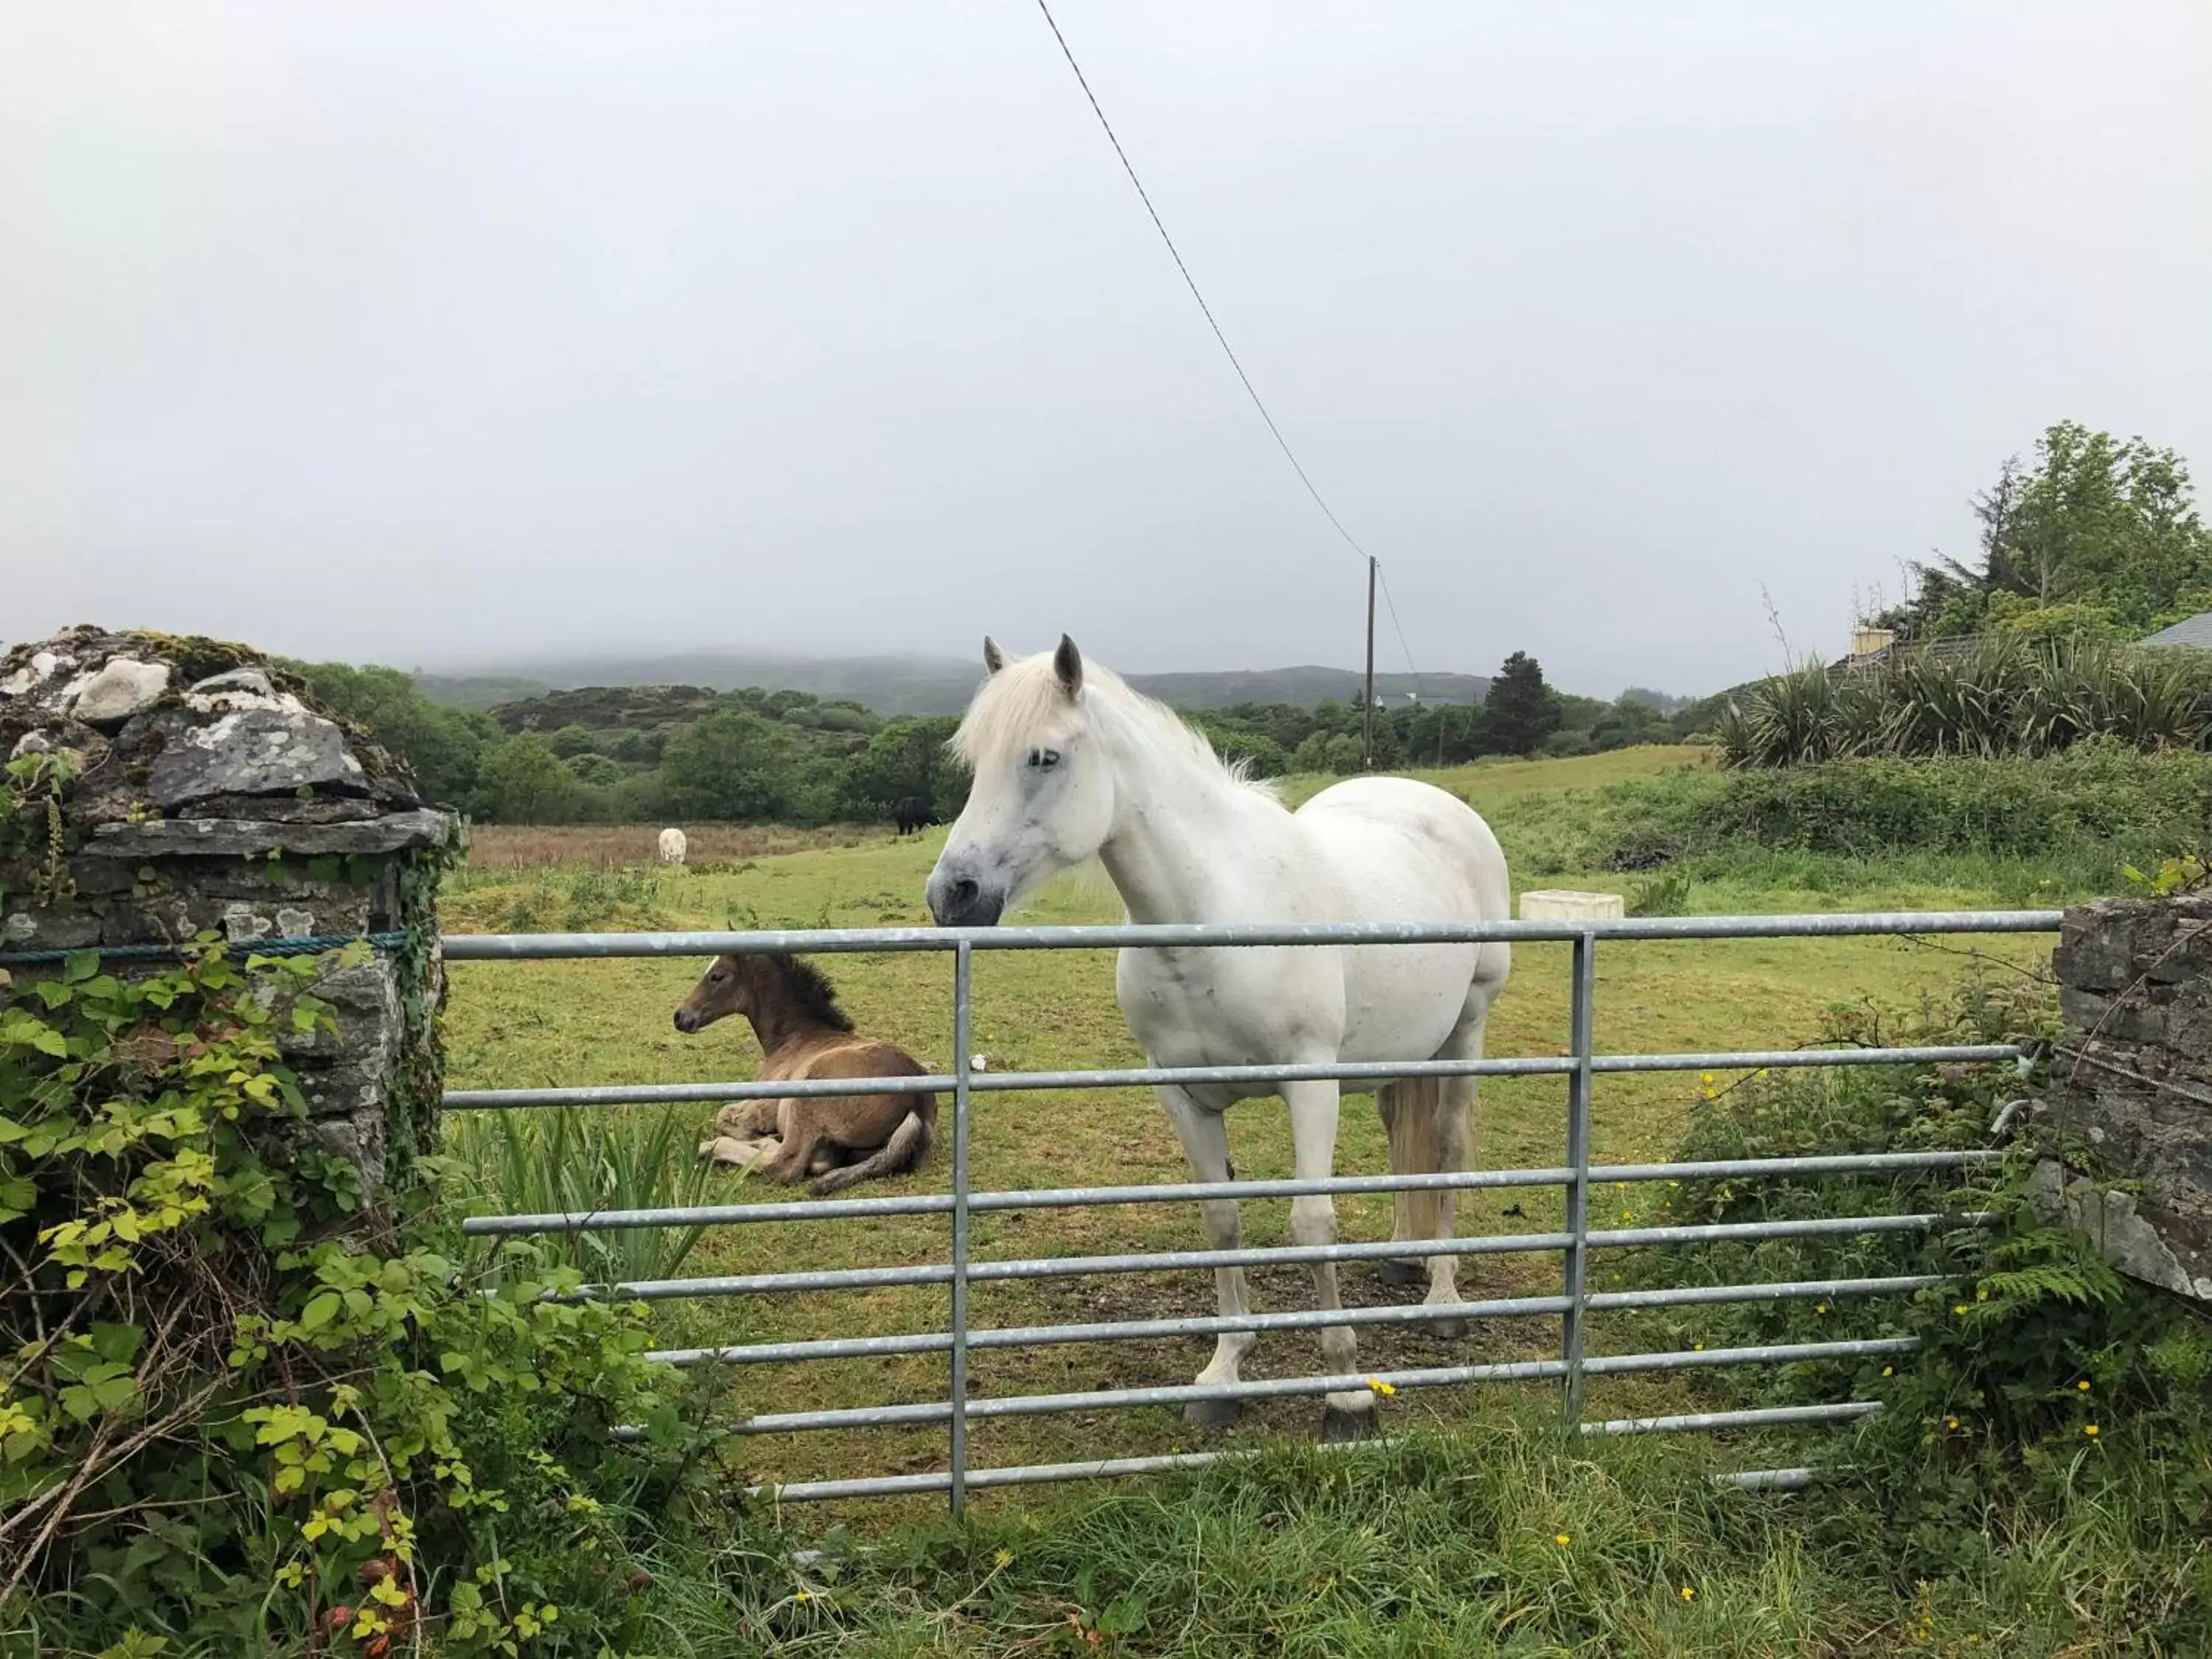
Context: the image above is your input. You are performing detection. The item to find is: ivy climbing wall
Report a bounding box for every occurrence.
[0,625,459,1198]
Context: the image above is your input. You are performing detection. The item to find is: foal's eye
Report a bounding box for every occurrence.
[1028,748,1062,771]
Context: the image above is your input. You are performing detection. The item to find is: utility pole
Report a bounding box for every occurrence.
[1363,555,1377,770]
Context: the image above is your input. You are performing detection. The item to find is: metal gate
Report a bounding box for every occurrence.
[442,909,2059,1512]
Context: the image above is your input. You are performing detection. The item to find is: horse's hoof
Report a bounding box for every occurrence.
[1319,1403,1378,1444]
[1374,1258,1425,1290]
[1184,1397,1242,1430]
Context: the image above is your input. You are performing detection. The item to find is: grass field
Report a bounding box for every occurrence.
[437,746,2065,1527]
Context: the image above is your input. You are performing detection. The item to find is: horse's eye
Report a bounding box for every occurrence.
[1029,748,1061,771]
[708,970,725,983]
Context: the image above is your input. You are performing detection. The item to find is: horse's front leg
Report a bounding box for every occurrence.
[1157,1088,1253,1429]
[1283,1078,1376,1442]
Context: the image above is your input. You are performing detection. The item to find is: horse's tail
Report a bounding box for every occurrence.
[807,1102,933,1197]
[1379,1076,1475,1262]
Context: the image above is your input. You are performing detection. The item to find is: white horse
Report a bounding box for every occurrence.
[925,636,1511,1441]
[658,827,688,866]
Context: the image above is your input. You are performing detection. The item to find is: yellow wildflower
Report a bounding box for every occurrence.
[1555,1533,1571,1547]
[994,1548,1015,1568]
[1680,1586,1696,1602]
[2085,1424,2099,1437]
[1952,1304,1969,1316]
[1368,1377,1398,1397]
[2077,1380,2091,1392]
[1882,1367,1893,1377]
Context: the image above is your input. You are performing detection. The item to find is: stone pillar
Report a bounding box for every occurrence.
[2043,896,2212,1304]
[0,626,458,1199]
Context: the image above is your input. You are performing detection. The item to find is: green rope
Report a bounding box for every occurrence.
[0,931,410,967]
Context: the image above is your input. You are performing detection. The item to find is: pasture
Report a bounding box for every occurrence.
[439,747,2056,1514]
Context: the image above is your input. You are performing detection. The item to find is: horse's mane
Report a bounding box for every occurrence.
[952,650,1279,801]
[772,955,855,1032]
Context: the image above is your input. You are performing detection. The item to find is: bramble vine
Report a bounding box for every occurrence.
[0,937,710,1655]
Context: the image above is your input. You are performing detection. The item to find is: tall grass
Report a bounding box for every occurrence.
[1719,640,2212,768]
[532,1415,2202,1657]
[448,1105,717,1287]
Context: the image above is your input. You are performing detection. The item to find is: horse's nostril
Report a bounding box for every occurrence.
[952,877,979,902]
[672,1011,689,1032]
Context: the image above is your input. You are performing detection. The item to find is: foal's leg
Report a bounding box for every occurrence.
[1281,1078,1377,1442]
[1157,1088,1253,1429]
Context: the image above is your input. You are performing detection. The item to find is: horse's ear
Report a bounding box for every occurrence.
[1054,634,1083,698]
[983,636,1005,676]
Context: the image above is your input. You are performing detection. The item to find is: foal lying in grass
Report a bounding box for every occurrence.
[672,952,936,1195]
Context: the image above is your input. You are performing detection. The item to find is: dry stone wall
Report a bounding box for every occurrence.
[2045,895,2212,1304]
[0,625,458,1200]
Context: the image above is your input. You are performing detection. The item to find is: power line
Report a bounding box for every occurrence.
[1030,0,1372,571]
[1375,563,1427,698]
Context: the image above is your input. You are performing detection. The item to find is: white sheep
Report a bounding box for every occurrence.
[657,827,688,866]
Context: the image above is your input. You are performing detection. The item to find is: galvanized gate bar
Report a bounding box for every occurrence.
[564,1213,1982,1304]
[1582,1401,1882,1436]
[647,1273,1946,1374]
[948,942,974,1517]
[1561,933,1596,1422]
[439,907,2062,959]
[442,1043,2025,1111]
[463,1149,2002,1237]
[714,1335,1924,1441]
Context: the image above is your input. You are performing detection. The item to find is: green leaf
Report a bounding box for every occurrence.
[299,1292,341,1332]
[63,950,102,983]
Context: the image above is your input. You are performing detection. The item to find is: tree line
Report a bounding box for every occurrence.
[289,650,1709,826]
[1872,420,2212,646]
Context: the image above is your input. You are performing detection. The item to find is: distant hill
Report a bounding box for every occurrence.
[420,653,982,716]
[418,651,1489,717]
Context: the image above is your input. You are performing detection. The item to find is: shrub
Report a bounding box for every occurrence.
[0,940,715,1652]
[1615,981,2212,1616]
[1717,641,2212,768]
[1509,744,2212,880]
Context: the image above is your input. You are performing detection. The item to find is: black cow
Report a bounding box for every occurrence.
[893,796,936,837]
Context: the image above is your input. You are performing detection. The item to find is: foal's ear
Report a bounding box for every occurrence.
[983,636,1005,675]
[1054,634,1084,698]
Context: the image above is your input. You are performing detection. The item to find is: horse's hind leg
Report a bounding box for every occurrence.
[1406,999,1491,1338]
[1283,1078,1377,1443]
[1157,1088,1253,1429]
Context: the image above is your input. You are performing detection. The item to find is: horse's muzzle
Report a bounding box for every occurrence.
[672,1009,700,1034]
[926,869,1005,928]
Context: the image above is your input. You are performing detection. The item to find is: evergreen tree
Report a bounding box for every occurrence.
[1483,651,1560,757]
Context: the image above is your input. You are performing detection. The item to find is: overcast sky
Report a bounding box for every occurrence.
[5,4,2209,697]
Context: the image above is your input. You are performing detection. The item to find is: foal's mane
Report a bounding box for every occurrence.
[767,955,855,1032]
[953,650,1278,799]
